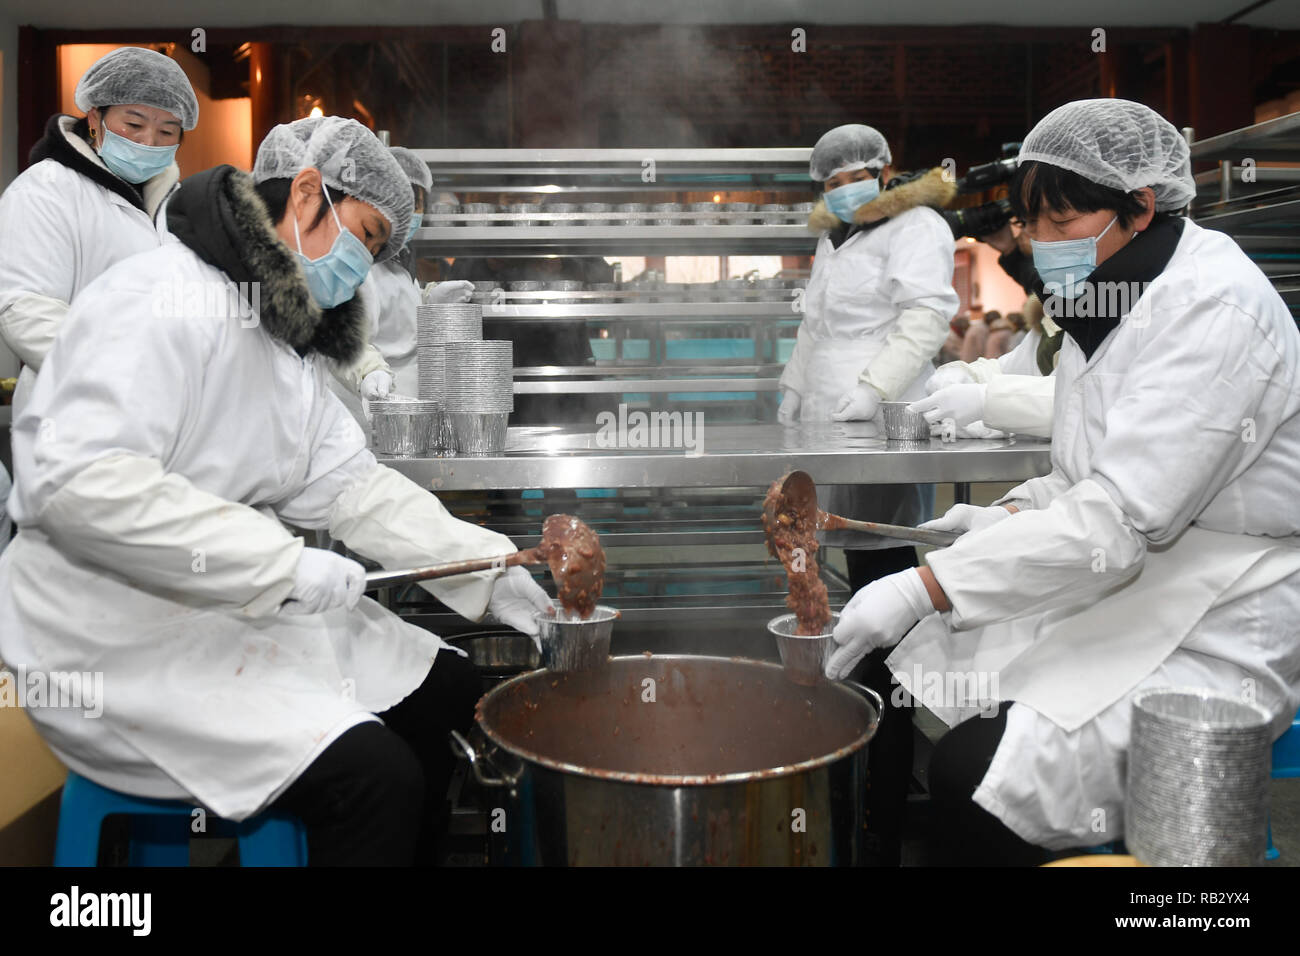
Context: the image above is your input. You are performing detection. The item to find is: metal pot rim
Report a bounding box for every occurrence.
[475,654,881,787]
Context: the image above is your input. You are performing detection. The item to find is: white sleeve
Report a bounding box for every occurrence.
[982,375,1056,437]
[996,328,1044,377]
[858,210,959,399]
[13,276,301,615]
[0,171,76,371]
[859,306,950,401]
[326,466,518,622]
[994,467,1072,511]
[778,320,813,396]
[933,290,1290,629]
[929,478,1146,630]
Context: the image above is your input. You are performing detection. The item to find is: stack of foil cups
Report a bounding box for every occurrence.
[416,303,483,454]
[441,340,514,455]
[1126,687,1273,866]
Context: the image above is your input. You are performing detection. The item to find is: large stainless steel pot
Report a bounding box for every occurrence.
[451,654,880,865]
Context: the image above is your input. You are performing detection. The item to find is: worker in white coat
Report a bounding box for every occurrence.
[825,99,1300,864]
[326,151,472,422]
[908,295,1056,439]
[0,47,198,416]
[0,116,552,866]
[779,124,959,865]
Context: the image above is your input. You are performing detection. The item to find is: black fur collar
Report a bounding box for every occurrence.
[28,114,177,220]
[166,165,367,365]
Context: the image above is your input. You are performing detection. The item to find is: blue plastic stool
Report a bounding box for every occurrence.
[1266,712,1300,861]
[54,772,307,867]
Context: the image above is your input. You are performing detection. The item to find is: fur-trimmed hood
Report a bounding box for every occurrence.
[166,164,367,366]
[807,167,957,233]
[29,114,179,221]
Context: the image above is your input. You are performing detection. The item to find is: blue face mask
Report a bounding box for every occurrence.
[97,127,178,184]
[405,213,423,245]
[823,176,880,223]
[293,189,375,309]
[1031,215,1122,299]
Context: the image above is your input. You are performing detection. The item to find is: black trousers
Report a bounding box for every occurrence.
[268,649,481,866]
[926,702,1054,866]
[844,546,919,867]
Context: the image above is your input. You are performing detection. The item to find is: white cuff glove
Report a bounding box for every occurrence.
[826,569,933,681]
[831,383,882,422]
[908,383,988,430]
[360,369,395,400]
[283,547,365,615]
[924,362,976,394]
[423,280,475,304]
[920,502,1014,535]
[486,565,554,647]
[777,389,801,426]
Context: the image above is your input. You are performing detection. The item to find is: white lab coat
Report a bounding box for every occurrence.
[888,218,1300,848]
[0,239,515,820]
[0,116,177,415]
[942,329,1056,437]
[366,258,422,397]
[781,206,958,546]
[0,463,10,554]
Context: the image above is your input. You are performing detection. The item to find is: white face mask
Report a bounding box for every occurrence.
[1030,215,1134,299]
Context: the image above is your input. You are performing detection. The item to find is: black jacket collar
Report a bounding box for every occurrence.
[28,114,178,220]
[165,165,368,365]
[1046,216,1186,360]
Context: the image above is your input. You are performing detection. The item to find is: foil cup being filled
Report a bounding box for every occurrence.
[536,601,619,672]
[768,612,840,686]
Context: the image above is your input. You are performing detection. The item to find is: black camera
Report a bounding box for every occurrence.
[943,142,1022,239]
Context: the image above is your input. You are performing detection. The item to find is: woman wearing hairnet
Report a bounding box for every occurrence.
[0,47,198,415]
[781,124,959,865]
[335,146,474,403]
[0,115,552,865]
[827,99,1300,864]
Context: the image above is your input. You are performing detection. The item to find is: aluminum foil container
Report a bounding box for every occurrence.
[1127,687,1272,867]
[880,401,930,440]
[506,203,542,226]
[649,202,682,225]
[580,202,614,225]
[687,201,721,225]
[447,411,510,456]
[543,202,580,225]
[614,203,647,225]
[536,602,619,672]
[460,202,497,224]
[369,399,441,457]
[426,202,458,225]
[768,612,840,686]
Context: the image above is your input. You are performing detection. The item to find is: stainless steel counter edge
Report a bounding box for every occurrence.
[380,425,1053,490]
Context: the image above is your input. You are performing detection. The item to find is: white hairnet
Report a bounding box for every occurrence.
[253,116,413,261]
[388,146,433,195]
[809,124,892,182]
[1018,99,1195,212]
[74,47,199,130]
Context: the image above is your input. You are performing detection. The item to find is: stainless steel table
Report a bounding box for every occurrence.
[382,422,1052,491]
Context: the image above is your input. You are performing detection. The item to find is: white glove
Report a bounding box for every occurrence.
[360,369,394,400]
[831,383,882,422]
[486,565,554,647]
[778,389,801,426]
[423,280,475,304]
[826,569,933,681]
[920,503,1014,535]
[908,383,988,430]
[925,362,976,394]
[283,547,365,615]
